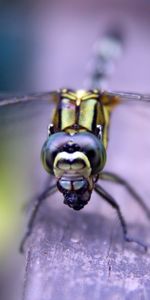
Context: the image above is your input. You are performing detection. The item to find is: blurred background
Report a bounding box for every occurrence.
[1,0,150,92]
[1,0,150,298]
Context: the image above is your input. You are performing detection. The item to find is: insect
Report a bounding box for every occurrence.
[0,32,150,252]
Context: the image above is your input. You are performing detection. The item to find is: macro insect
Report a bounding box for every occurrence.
[0,32,150,252]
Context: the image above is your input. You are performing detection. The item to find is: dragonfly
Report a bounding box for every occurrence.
[0,32,150,253]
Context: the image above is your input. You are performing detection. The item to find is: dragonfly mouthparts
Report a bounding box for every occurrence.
[63,190,92,210]
[57,176,93,210]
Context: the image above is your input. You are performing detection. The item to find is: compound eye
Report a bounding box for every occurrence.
[73,132,106,174]
[86,141,106,174]
[41,132,69,174]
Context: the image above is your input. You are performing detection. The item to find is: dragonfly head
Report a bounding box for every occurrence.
[41,131,106,209]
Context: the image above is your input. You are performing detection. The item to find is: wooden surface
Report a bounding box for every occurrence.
[22,197,150,300]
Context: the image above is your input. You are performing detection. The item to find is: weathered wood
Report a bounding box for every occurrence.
[22,192,150,300]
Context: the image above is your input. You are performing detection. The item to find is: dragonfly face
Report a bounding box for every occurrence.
[41,89,108,210]
[41,130,106,210]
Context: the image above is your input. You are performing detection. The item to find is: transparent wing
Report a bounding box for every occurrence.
[0,92,59,237]
[1,90,150,107]
[105,101,150,219]
[0,91,59,198]
[0,91,58,107]
[105,90,150,103]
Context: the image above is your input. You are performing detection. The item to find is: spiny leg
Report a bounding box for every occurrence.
[99,171,150,219]
[94,183,148,251]
[20,182,57,253]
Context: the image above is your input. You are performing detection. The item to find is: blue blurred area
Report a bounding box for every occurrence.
[0,2,34,92]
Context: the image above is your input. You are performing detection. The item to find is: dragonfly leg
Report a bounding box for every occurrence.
[20,183,57,254]
[94,183,148,252]
[99,171,150,220]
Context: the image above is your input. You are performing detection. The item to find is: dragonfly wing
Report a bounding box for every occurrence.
[0,91,59,107]
[105,91,150,103]
[105,100,150,203]
[0,92,61,250]
[0,92,58,210]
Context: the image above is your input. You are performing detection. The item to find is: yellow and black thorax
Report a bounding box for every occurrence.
[53,89,118,149]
